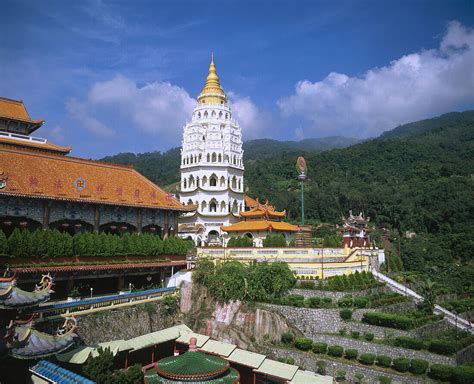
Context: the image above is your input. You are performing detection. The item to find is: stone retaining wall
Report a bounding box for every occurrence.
[288,286,389,300]
[268,347,431,384]
[456,343,474,365]
[264,304,410,338]
[309,334,454,365]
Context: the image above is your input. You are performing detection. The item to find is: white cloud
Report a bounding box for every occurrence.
[228,92,272,140]
[278,21,474,138]
[67,75,195,145]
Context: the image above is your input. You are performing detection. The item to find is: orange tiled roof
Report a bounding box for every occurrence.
[0,147,192,211]
[244,195,259,208]
[240,200,286,219]
[0,97,44,126]
[0,135,71,154]
[221,220,298,233]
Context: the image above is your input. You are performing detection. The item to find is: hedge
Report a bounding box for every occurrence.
[428,339,457,355]
[361,312,433,330]
[428,364,453,381]
[339,308,352,321]
[392,357,410,372]
[1,228,192,258]
[364,332,374,341]
[394,336,424,350]
[376,355,392,368]
[359,353,376,365]
[452,365,474,384]
[312,342,328,354]
[294,337,313,351]
[351,331,360,339]
[281,333,294,344]
[409,359,429,374]
[344,348,358,360]
[327,345,344,357]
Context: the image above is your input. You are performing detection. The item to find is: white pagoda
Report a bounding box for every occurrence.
[178,55,245,245]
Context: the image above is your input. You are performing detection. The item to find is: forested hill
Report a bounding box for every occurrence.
[99,136,360,186]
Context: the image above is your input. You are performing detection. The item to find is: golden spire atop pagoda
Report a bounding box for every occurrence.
[197,53,227,105]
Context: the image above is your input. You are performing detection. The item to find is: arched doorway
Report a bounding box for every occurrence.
[100,222,136,235]
[142,224,163,238]
[207,230,220,244]
[0,216,41,237]
[50,219,94,235]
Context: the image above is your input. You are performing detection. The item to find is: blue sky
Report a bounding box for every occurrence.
[1,0,474,158]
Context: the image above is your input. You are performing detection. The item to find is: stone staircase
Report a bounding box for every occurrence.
[370,269,473,334]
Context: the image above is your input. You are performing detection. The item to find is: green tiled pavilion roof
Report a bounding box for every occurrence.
[146,367,239,384]
[155,351,230,381]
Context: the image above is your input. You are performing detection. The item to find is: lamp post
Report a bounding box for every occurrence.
[129,283,132,293]
[90,287,93,298]
[295,156,308,226]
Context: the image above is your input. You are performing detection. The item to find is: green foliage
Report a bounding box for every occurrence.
[306,296,332,308]
[312,342,328,354]
[359,353,376,365]
[281,332,294,345]
[327,345,344,357]
[339,308,352,321]
[2,229,190,259]
[354,372,364,384]
[285,294,305,307]
[0,230,8,256]
[444,298,474,313]
[326,272,381,291]
[428,364,453,381]
[285,357,295,365]
[344,348,358,360]
[160,295,178,316]
[376,355,392,368]
[300,280,315,289]
[409,359,429,375]
[323,234,342,247]
[351,331,360,339]
[294,337,313,351]
[428,339,457,356]
[227,236,253,247]
[393,336,424,350]
[113,364,143,384]
[378,376,392,384]
[452,365,474,384]
[262,233,287,247]
[83,347,115,383]
[362,311,438,330]
[196,260,295,302]
[316,360,327,375]
[364,332,374,341]
[335,369,346,382]
[392,357,410,372]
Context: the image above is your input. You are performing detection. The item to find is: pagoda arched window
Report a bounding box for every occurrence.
[183,179,187,189]
[232,176,237,189]
[211,110,216,117]
[210,200,217,212]
[224,154,229,163]
[199,154,202,162]
[201,201,207,211]
[210,174,217,187]
[225,113,228,119]
[239,203,243,212]
[232,200,238,213]
[202,176,208,186]
[207,153,210,162]
[189,175,195,188]
[211,153,217,162]
[220,176,225,186]
[198,112,201,119]
[218,154,222,162]
[238,180,241,190]
[204,111,208,118]
[220,201,226,212]
[219,111,223,119]
[187,199,193,205]
[196,177,200,187]
[190,156,193,164]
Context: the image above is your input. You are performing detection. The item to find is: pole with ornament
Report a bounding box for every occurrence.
[296,156,308,226]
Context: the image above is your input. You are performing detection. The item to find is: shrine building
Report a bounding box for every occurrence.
[0,97,192,238]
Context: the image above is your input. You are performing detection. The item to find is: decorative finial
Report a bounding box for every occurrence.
[211,52,214,64]
[189,337,198,352]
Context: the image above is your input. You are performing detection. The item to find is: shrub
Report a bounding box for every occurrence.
[409,359,429,375]
[362,312,414,330]
[281,332,294,345]
[227,235,253,247]
[338,295,353,307]
[452,365,474,384]
[364,332,374,341]
[359,353,376,365]
[354,373,364,384]
[286,294,306,307]
[344,348,358,360]
[316,360,327,375]
[339,308,352,321]
[394,336,424,350]
[294,337,313,351]
[429,364,453,381]
[327,345,344,357]
[351,331,360,339]
[338,328,347,336]
[392,357,410,372]
[312,342,328,354]
[335,369,346,382]
[354,296,370,308]
[376,355,392,368]
[285,357,295,365]
[428,339,456,355]
[307,296,322,308]
[263,233,286,247]
[300,281,315,289]
[378,376,392,384]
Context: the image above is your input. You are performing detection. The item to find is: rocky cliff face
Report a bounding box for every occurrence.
[181,282,301,351]
[76,301,179,344]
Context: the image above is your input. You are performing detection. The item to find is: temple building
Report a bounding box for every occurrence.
[178,55,245,246]
[221,199,298,246]
[0,97,192,238]
[340,210,372,248]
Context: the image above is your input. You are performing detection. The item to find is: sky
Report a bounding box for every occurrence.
[1,0,474,158]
